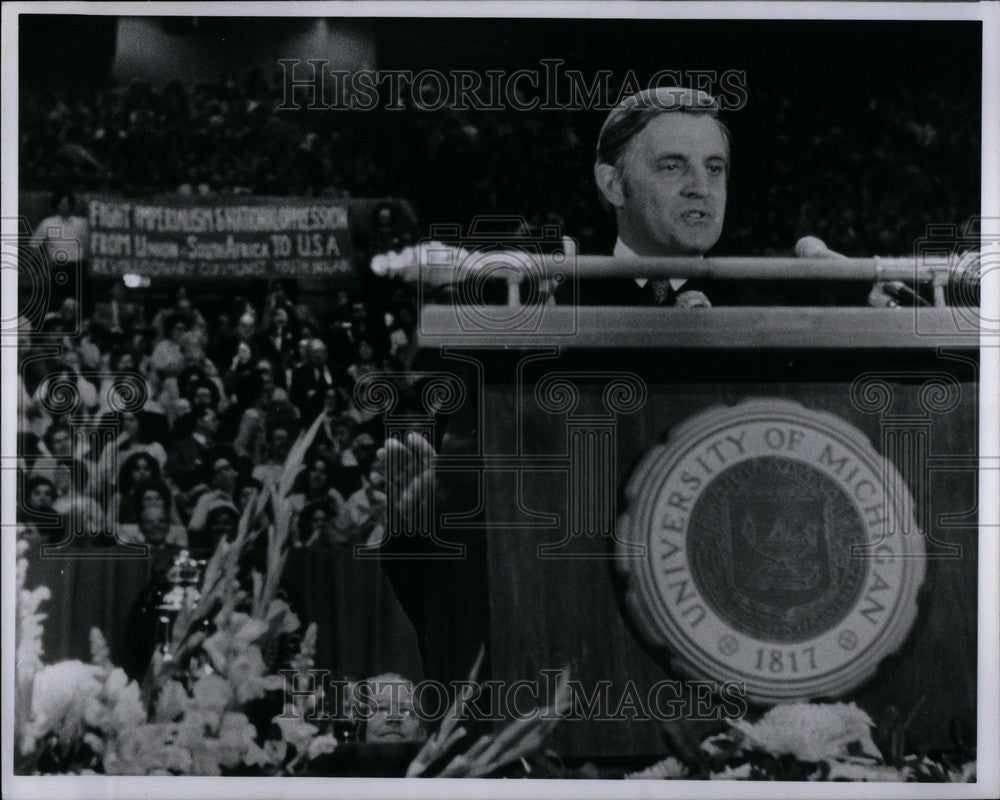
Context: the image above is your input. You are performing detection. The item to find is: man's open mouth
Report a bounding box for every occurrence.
[681,210,711,224]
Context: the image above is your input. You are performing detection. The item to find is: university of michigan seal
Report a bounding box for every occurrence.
[617,399,925,704]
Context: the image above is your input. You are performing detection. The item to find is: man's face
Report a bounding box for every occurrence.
[270,427,290,457]
[213,459,238,492]
[130,456,153,485]
[364,682,426,744]
[198,408,218,436]
[208,509,237,542]
[184,345,204,367]
[29,482,54,510]
[238,315,256,340]
[309,341,327,366]
[256,360,274,385]
[614,113,728,255]
[192,386,213,410]
[323,388,338,414]
[61,299,78,325]
[141,489,166,522]
[50,429,71,456]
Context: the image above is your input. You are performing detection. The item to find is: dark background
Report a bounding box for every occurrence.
[20,17,981,257]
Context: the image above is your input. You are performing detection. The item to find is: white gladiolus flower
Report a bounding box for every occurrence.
[625,755,688,779]
[727,702,881,762]
[22,661,104,753]
[825,761,906,781]
[710,763,753,780]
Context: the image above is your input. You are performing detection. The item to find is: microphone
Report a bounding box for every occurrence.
[870,280,931,308]
[794,236,848,260]
[867,283,900,308]
[796,236,926,307]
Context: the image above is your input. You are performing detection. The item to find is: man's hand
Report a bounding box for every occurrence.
[362,432,436,547]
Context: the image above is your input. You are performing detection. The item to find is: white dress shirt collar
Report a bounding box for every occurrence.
[614,238,687,292]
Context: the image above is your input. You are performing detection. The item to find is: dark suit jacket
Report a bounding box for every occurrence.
[91,299,144,336]
[255,326,296,365]
[165,436,210,491]
[290,364,337,420]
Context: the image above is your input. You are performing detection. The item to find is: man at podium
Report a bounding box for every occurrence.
[575,86,869,307]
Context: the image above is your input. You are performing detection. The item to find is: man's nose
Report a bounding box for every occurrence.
[682,167,710,197]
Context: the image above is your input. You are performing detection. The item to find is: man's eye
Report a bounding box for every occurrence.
[657,163,678,172]
[708,164,726,175]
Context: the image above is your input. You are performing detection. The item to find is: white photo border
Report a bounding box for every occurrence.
[2,2,997,799]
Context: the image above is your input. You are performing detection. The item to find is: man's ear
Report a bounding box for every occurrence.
[594,162,626,209]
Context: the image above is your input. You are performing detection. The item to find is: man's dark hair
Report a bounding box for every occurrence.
[186,379,220,408]
[595,87,731,169]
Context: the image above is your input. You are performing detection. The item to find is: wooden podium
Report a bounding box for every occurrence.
[409,305,979,759]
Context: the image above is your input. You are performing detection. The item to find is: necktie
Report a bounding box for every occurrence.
[651,279,674,305]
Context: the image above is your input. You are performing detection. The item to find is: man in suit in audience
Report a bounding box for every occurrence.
[165,406,219,492]
[291,339,338,422]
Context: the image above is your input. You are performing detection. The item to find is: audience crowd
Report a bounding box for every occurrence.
[16,275,419,554]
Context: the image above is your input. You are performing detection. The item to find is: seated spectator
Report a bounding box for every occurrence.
[116,449,168,522]
[19,475,62,546]
[332,432,378,499]
[256,306,296,365]
[185,453,241,534]
[188,500,240,552]
[174,379,221,438]
[177,333,224,404]
[166,406,219,492]
[153,313,190,375]
[296,499,349,548]
[352,672,428,744]
[89,411,168,502]
[252,424,292,493]
[236,475,264,516]
[118,481,186,547]
[207,311,236,368]
[313,398,354,465]
[291,338,337,422]
[152,286,206,339]
[286,456,347,532]
[228,362,296,461]
[34,350,100,421]
[261,280,298,328]
[263,386,301,440]
[31,192,87,310]
[329,288,353,324]
[55,496,109,548]
[387,307,415,358]
[346,339,379,386]
[91,279,144,344]
[31,423,90,514]
[222,312,259,379]
[39,297,81,339]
